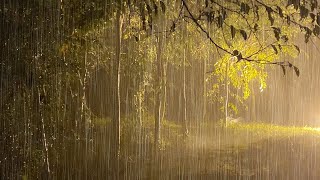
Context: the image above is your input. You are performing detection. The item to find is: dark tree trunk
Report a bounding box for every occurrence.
[112,9,122,179]
[183,49,189,136]
[154,35,162,149]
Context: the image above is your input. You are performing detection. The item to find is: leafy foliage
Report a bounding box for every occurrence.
[179,0,318,114]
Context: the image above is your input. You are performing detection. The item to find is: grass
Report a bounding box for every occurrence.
[191,120,320,151]
[89,117,320,178]
[226,121,320,138]
[92,115,320,153]
[92,113,184,151]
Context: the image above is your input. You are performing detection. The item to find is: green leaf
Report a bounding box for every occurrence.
[146,3,152,16]
[310,13,316,23]
[240,3,250,14]
[148,18,153,30]
[266,6,274,25]
[272,27,281,41]
[140,5,147,30]
[311,0,318,10]
[217,15,223,28]
[293,66,300,77]
[293,0,300,9]
[254,5,260,20]
[205,11,215,23]
[232,50,240,56]
[160,1,166,13]
[299,6,309,19]
[280,65,286,75]
[271,44,278,54]
[305,33,311,43]
[281,35,288,42]
[236,53,243,62]
[287,0,300,9]
[313,25,320,36]
[254,23,259,31]
[277,6,283,18]
[311,0,318,11]
[170,22,176,32]
[230,25,236,39]
[317,14,320,26]
[293,45,300,54]
[134,35,139,42]
[304,27,312,43]
[287,0,293,7]
[286,15,290,25]
[232,50,243,62]
[221,9,227,19]
[152,1,158,15]
[240,30,247,40]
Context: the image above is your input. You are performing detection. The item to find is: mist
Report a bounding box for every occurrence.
[1,1,320,179]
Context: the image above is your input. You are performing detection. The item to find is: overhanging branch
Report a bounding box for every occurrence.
[181,0,298,68]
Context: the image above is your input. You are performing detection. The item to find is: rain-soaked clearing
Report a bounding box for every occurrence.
[2,0,320,179]
[57,119,320,179]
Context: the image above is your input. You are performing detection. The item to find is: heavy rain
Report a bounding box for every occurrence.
[1,0,320,179]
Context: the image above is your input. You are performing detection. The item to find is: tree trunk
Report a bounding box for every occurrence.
[37,86,50,177]
[154,35,162,149]
[112,9,122,178]
[251,83,256,122]
[161,61,167,122]
[225,60,229,127]
[203,50,207,122]
[183,49,189,136]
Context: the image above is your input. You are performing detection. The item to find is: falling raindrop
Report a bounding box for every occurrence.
[2,1,320,180]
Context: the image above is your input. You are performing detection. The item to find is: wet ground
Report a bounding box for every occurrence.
[5,123,320,180]
[91,123,320,180]
[157,125,320,180]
